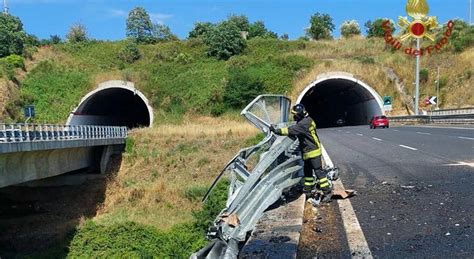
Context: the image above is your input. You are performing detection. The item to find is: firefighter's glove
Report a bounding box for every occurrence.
[269,124,276,133]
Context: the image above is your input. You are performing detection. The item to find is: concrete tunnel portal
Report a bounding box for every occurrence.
[67,81,154,128]
[297,73,384,128]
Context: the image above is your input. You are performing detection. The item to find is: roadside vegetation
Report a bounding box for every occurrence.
[67,117,257,257]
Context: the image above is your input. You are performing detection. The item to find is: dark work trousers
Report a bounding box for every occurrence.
[303,156,325,179]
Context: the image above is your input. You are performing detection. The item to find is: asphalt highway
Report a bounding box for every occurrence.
[318,125,474,258]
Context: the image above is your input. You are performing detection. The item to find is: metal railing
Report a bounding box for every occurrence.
[389,113,474,124]
[0,123,128,143]
[429,107,474,116]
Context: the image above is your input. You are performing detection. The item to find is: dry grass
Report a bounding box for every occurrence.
[96,116,258,229]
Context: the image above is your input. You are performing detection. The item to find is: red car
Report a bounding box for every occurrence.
[370,115,389,129]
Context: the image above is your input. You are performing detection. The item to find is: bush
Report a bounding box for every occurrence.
[68,221,206,258]
[444,20,474,52]
[340,20,361,38]
[66,23,88,43]
[174,52,193,64]
[189,22,215,39]
[203,21,246,60]
[419,68,429,83]
[248,21,278,39]
[118,41,141,64]
[223,68,264,109]
[3,54,25,70]
[365,19,395,38]
[192,179,229,233]
[68,180,229,258]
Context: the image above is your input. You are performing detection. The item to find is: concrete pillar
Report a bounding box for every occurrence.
[99,145,124,174]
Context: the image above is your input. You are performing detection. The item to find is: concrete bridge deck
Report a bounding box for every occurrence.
[0,123,128,188]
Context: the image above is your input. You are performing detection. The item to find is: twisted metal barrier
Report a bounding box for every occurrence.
[0,123,128,143]
[192,95,339,259]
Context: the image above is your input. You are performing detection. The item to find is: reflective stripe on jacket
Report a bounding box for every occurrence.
[276,116,321,160]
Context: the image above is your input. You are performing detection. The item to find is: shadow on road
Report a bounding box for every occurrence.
[0,155,122,258]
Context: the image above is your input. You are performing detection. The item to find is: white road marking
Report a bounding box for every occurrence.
[372,137,382,141]
[458,136,474,140]
[356,133,363,136]
[399,145,418,151]
[392,129,400,132]
[404,125,474,130]
[443,162,474,168]
[321,145,373,259]
[416,132,431,135]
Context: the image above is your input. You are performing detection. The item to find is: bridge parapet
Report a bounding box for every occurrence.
[1,123,127,143]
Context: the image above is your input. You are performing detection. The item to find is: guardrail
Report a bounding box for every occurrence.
[429,107,474,116]
[0,124,128,143]
[390,113,474,124]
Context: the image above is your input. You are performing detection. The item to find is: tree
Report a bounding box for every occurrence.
[227,15,250,32]
[152,24,177,42]
[126,7,153,43]
[188,22,214,38]
[442,20,474,52]
[203,21,246,60]
[340,20,361,38]
[248,21,278,39]
[365,19,395,38]
[0,13,27,57]
[280,33,289,40]
[66,23,88,43]
[50,35,62,44]
[306,13,335,40]
[118,41,141,63]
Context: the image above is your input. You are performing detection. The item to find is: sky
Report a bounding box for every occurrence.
[5,0,473,40]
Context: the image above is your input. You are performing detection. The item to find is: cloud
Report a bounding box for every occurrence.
[150,13,173,24]
[108,9,127,17]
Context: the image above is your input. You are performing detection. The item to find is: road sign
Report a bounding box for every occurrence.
[428,96,437,105]
[383,96,392,106]
[24,105,35,118]
[383,96,392,111]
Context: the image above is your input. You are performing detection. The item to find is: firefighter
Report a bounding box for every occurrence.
[269,104,332,202]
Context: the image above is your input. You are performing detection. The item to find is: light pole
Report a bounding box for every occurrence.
[436,66,440,110]
[414,38,421,115]
[3,0,7,14]
[470,0,473,25]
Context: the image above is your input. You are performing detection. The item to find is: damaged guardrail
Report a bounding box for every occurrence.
[192,95,303,259]
[193,95,340,259]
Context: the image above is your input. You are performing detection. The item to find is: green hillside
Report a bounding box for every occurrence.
[1,37,472,124]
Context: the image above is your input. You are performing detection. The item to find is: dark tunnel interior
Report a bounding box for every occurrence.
[70,88,151,128]
[300,79,382,129]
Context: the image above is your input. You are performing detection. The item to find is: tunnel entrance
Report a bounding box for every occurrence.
[67,81,153,128]
[297,72,384,128]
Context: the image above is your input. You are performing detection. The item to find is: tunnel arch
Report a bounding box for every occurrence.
[296,72,384,128]
[67,80,154,128]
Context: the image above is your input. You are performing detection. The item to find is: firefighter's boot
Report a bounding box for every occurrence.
[303,177,315,195]
[319,177,333,203]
